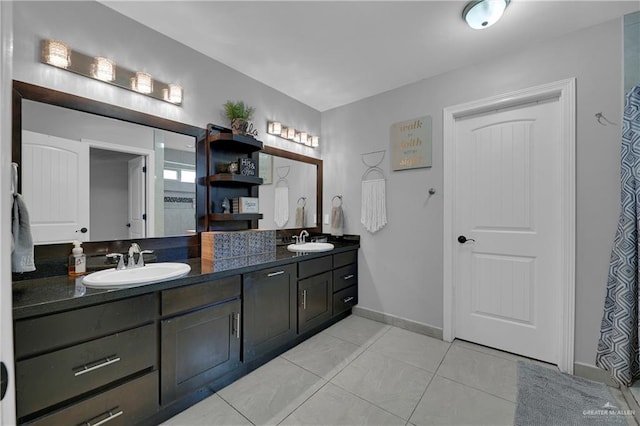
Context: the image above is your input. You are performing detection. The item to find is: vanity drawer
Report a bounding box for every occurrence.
[298,255,332,280]
[15,294,156,359]
[333,285,358,316]
[333,250,357,269]
[16,323,156,418]
[162,275,241,316]
[333,263,358,293]
[26,371,158,426]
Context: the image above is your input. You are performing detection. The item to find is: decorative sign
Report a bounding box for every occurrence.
[390,115,432,171]
[238,158,257,177]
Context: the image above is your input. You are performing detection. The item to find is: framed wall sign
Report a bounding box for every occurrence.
[390,115,432,171]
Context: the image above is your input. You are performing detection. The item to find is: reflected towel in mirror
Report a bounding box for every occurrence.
[274,186,289,228]
[295,205,305,227]
[361,178,387,233]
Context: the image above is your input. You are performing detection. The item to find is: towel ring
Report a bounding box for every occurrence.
[297,197,307,207]
[332,195,343,207]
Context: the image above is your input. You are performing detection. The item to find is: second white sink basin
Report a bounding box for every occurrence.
[83,262,191,288]
[287,242,335,253]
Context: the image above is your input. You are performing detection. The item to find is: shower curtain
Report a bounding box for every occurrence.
[596,84,640,386]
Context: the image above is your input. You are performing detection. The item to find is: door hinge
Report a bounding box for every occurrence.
[142,214,147,220]
[1,361,8,401]
[142,166,146,173]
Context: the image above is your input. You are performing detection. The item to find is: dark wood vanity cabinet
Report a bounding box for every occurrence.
[204,125,264,231]
[298,256,333,334]
[333,250,359,315]
[14,294,158,425]
[160,276,242,405]
[242,263,297,361]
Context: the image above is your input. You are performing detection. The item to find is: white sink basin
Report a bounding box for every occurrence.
[287,242,335,253]
[83,262,191,288]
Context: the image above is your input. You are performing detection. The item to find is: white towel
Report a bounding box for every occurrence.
[12,193,36,273]
[331,205,344,236]
[274,186,289,228]
[361,179,387,233]
[295,206,305,228]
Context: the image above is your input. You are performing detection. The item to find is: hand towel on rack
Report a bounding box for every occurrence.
[295,205,305,227]
[331,205,344,236]
[274,186,289,228]
[12,193,36,273]
[361,178,387,233]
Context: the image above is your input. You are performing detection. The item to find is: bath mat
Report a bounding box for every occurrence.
[514,361,630,425]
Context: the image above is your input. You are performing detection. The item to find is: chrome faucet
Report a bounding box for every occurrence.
[128,243,141,268]
[298,230,309,244]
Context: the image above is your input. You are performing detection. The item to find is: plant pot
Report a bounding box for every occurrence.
[231,118,248,135]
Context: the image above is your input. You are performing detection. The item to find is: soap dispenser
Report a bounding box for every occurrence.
[68,240,87,277]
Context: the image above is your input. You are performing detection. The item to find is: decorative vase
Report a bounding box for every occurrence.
[231,118,248,135]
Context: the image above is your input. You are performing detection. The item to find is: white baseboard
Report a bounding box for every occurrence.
[573,362,618,387]
[352,306,443,340]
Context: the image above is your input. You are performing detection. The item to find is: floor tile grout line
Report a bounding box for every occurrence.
[214,393,257,426]
[405,340,455,424]
[433,373,517,405]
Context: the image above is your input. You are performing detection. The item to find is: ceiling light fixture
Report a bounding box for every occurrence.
[462,0,510,30]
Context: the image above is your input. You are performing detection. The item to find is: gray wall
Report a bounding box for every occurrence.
[13,1,321,158]
[626,12,640,93]
[321,18,624,366]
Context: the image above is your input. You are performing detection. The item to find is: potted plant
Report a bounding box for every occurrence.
[223,100,255,135]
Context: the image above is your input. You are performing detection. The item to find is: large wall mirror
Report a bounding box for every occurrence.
[12,81,323,248]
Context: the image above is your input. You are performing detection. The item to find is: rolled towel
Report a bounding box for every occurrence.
[12,194,36,273]
[361,178,387,233]
[331,205,344,236]
[274,186,289,228]
[295,205,305,227]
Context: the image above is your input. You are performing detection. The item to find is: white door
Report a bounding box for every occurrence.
[453,99,562,364]
[22,130,90,244]
[128,156,146,239]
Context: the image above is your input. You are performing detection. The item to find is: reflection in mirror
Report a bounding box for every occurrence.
[258,154,317,229]
[21,100,196,244]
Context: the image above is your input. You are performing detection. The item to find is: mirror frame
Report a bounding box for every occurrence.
[12,80,325,256]
[12,80,206,259]
[261,145,323,236]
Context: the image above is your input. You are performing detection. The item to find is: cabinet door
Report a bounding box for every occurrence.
[161,299,241,405]
[298,271,332,334]
[243,264,297,361]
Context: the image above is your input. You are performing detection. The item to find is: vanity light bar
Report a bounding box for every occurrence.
[41,39,184,106]
[267,121,319,148]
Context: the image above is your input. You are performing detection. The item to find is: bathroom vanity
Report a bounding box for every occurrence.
[12,241,359,425]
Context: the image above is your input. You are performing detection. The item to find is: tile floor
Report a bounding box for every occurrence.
[163,315,634,426]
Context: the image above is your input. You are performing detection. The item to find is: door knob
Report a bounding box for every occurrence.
[76,227,88,233]
[457,235,475,244]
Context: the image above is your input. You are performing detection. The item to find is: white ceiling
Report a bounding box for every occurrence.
[102,1,639,112]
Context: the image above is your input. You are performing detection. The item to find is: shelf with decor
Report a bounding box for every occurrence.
[202,123,264,231]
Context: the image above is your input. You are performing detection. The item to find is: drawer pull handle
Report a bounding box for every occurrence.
[267,270,285,277]
[83,407,123,426]
[302,290,307,310]
[74,355,121,377]
[343,296,355,303]
[343,274,355,280]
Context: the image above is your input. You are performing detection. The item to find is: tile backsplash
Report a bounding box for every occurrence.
[202,230,276,272]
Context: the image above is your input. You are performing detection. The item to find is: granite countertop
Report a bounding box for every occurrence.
[12,240,359,320]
